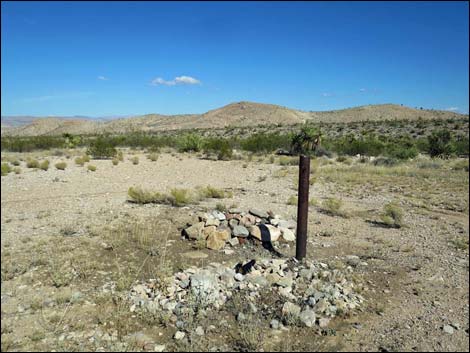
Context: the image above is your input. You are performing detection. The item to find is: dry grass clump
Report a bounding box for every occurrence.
[128,185,232,206]
[278,156,298,166]
[82,154,91,162]
[39,160,50,171]
[117,150,124,161]
[287,195,297,205]
[55,162,67,170]
[112,158,119,166]
[26,159,40,168]
[11,159,21,166]
[321,197,348,218]
[380,202,404,228]
[75,157,85,166]
[13,167,21,174]
[87,164,97,172]
[131,156,139,165]
[147,153,159,162]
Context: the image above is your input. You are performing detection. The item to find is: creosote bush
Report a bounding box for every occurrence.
[380,202,404,228]
[55,162,67,170]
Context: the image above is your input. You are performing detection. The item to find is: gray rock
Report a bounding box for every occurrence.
[232,225,249,237]
[195,326,205,336]
[228,208,243,214]
[299,309,316,327]
[278,220,297,229]
[190,271,221,305]
[229,219,239,229]
[345,255,360,267]
[174,331,185,340]
[318,317,330,328]
[249,209,269,219]
[270,319,280,329]
[236,312,246,321]
[280,227,296,242]
[228,237,239,246]
[154,344,166,352]
[205,218,220,227]
[212,210,226,221]
[443,325,454,334]
[234,273,244,282]
[184,222,205,240]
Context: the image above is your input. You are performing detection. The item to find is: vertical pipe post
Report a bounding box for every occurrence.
[296,154,310,261]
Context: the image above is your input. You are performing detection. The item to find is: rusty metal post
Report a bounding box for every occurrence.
[296,154,310,261]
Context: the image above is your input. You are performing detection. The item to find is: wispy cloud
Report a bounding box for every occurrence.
[15,92,94,104]
[321,92,334,97]
[150,75,201,86]
[98,76,109,81]
[359,88,367,92]
[446,107,459,111]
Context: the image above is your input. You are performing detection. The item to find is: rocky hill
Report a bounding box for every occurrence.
[2,102,467,137]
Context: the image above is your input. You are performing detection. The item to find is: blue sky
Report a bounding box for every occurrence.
[1,1,469,117]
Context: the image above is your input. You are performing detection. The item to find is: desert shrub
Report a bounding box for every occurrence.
[26,159,40,168]
[321,197,348,217]
[75,157,85,166]
[55,162,67,170]
[87,136,117,159]
[177,133,203,153]
[13,167,21,174]
[278,156,299,166]
[1,163,11,176]
[380,202,404,228]
[117,150,124,161]
[373,157,400,167]
[452,159,469,172]
[128,187,168,204]
[131,156,139,165]
[11,159,21,166]
[169,188,193,206]
[287,195,297,205]
[241,133,291,153]
[87,165,97,172]
[427,130,456,158]
[147,153,159,162]
[215,203,227,212]
[386,144,418,160]
[199,186,227,199]
[112,158,119,166]
[203,138,233,160]
[82,154,90,162]
[336,156,348,163]
[39,160,50,171]
[454,137,469,156]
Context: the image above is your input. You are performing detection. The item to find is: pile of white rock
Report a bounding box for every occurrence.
[183,208,297,250]
[129,257,365,330]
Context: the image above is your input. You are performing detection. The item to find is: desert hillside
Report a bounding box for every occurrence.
[2,102,467,137]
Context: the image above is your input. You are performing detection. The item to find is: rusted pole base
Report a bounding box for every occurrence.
[296,155,310,261]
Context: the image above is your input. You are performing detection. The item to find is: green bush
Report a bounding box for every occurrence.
[87,137,117,159]
[75,157,85,166]
[87,165,97,172]
[380,202,404,228]
[26,159,40,168]
[177,134,203,153]
[39,160,50,171]
[112,158,119,166]
[55,162,67,170]
[147,153,159,162]
[131,156,139,165]
[1,163,11,176]
[203,138,233,160]
[427,130,456,158]
[11,160,21,166]
[82,154,90,162]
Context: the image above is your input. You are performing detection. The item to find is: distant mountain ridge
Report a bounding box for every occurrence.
[1,102,467,137]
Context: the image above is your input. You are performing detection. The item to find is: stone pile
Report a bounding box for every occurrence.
[183,208,297,250]
[129,257,365,330]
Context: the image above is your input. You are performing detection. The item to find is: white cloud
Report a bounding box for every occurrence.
[98,76,109,81]
[321,92,334,97]
[359,88,367,92]
[150,75,201,86]
[446,107,459,111]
